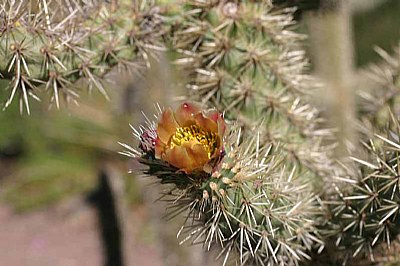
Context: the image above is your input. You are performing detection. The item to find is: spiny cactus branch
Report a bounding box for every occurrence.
[170,0,334,182]
[321,114,400,264]
[0,0,167,113]
[121,103,323,265]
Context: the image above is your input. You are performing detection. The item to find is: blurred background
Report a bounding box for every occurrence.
[0,0,399,265]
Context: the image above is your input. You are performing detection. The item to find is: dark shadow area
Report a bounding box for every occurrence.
[87,171,123,266]
[353,0,400,67]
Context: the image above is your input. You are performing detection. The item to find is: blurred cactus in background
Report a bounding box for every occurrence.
[0,0,166,113]
[358,45,400,132]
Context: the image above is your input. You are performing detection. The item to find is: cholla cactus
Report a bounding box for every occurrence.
[123,1,332,264]
[121,102,323,265]
[321,114,400,264]
[0,0,166,113]
[170,0,333,177]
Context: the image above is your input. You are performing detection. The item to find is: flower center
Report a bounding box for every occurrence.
[170,125,218,159]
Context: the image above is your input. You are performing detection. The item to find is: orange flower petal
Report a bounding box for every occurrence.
[217,116,226,137]
[205,110,226,135]
[157,107,179,144]
[211,135,223,158]
[175,102,202,126]
[193,113,218,133]
[164,140,209,172]
[164,145,193,171]
[185,139,209,166]
[154,137,165,159]
[206,110,220,122]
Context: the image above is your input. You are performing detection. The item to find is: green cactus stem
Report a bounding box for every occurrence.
[170,0,334,180]
[0,0,167,113]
